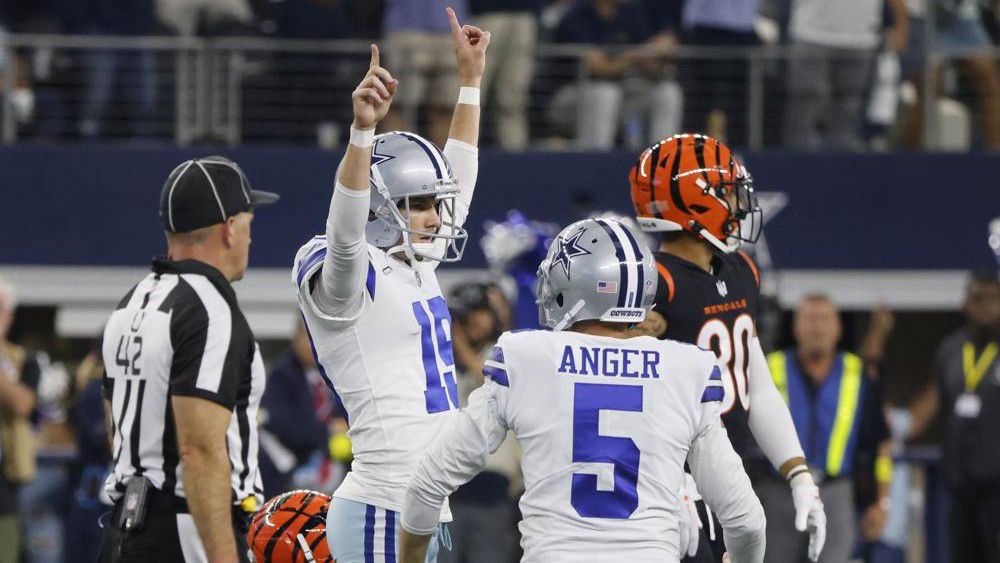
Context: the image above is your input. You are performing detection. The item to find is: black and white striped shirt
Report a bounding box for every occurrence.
[101,258,265,507]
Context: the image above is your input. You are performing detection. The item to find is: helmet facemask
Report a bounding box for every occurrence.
[370,170,469,263]
[695,165,762,253]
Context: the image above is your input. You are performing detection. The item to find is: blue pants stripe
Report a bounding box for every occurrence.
[328,497,441,563]
[364,503,376,563]
[384,510,397,563]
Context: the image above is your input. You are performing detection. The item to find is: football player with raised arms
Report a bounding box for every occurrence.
[290,8,490,562]
[628,133,826,562]
[398,218,766,563]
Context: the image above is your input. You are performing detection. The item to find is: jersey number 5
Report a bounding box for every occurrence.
[571,382,642,519]
[412,297,459,414]
[697,313,753,413]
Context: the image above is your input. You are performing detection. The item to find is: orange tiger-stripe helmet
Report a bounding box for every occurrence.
[248,490,334,563]
[629,133,761,253]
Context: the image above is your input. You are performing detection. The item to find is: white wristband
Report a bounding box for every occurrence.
[458,87,481,106]
[350,126,375,148]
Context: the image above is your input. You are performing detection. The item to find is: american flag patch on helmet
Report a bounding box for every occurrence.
[596,280,618,294]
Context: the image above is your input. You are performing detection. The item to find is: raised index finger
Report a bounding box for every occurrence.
[446,7,462,41]
[369,43,380,69]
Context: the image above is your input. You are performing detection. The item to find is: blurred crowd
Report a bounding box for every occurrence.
[2,0,1000,149]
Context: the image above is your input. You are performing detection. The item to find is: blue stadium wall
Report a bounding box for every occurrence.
[2,146,997,270]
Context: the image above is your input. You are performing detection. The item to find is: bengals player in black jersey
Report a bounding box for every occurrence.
[627,134,826,563]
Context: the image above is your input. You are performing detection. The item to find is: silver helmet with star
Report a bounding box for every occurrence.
[364,131,469,262]
[536,218,657,331]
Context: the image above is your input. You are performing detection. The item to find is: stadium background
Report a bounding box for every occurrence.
[0,0,998,561]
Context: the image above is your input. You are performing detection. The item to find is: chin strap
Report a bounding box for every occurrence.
[690,220,739,254]
[553,300,586,331]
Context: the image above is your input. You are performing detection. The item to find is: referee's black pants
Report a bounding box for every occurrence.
[98,490,251,563]
[949,487,1000,563]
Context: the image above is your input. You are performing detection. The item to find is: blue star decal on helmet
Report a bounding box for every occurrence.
[550,228,591,279]
[370,138,395,167]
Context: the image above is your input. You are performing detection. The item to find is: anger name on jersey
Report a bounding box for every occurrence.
[403,331,765,562]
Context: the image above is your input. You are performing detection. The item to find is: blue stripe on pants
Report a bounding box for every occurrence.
[384,510,396,563]
[327,497,443,563]
[364,504,376,563]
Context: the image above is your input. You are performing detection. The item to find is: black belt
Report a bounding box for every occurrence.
[145,488,190,513]
[115,487,252,519]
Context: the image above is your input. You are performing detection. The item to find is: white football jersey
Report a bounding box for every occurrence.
[294,235,458,519]
[402,330,765,562]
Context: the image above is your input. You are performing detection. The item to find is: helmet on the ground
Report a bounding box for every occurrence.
[247,490,333,562]
[537,218,656,331]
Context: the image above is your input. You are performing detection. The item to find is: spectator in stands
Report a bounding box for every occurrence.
[65,345,110,562]
[470,0,539,150]
[78,0,161,139]
[381,0,471,147]
[756,294,892,563]
[18,351,73,563]
[783,0,909,151]
[678,0,761,146]
[0,276,40,563]
[258,319,349,499]
[548,0,683,149]
[907,269,1000,561]
[156,0,256,36]
[444,282,519,563]
[900,0,1000,149]
[0,24,34,132]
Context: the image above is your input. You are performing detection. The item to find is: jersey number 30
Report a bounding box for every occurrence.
[412,297,459,414]
[571,382,642,519]
[697,313,753,413]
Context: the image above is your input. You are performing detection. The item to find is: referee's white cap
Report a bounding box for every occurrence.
[159,155,279,233]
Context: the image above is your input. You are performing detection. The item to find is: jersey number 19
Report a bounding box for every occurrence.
[412,296,460,414]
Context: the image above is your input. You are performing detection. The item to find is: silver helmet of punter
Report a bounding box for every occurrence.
[536,218,656,331]
[365,131,468,262]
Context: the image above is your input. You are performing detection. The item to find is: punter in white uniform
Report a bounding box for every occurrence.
[399,218,767,563]
[291,9,491,563]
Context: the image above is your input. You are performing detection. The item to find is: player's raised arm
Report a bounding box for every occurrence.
[432,6,490,257]
[312,45,397,316]
[445,6,488,148]
[689,365,766,563]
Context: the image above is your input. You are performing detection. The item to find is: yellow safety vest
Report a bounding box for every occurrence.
[768,350,864,477]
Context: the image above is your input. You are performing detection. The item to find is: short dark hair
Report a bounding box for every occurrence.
[660,231,690,244]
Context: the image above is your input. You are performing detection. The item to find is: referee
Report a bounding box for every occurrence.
[98,156,278,563]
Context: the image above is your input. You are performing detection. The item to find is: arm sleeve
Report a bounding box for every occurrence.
[311,182,372,318]
[690,385,767,563]
[429,139,478,265]
[168,296,246,410]
[746,337,806,470]
[402,380,510,534]
[443,138,477,223]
